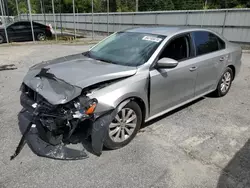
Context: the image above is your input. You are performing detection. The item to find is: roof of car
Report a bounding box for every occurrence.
[124,26,210,36]
[12,20,41,24]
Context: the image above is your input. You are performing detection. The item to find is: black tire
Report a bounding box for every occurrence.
[214,67,233,97]
[36,32,46,41]
[104,101,142,150]
[0,34,4,44]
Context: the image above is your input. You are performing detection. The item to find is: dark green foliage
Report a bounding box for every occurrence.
[3,0,248,16]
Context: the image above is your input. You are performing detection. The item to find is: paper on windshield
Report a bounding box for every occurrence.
[142,36,162,43]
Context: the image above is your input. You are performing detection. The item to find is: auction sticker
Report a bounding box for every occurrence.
[142,36,162,43]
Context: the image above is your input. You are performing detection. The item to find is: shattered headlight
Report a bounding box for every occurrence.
[73,98,98,119]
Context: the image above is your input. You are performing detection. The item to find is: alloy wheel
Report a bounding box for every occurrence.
[0,35,3,44]
[220,71,231,93]
[109,108,137,143]
[37,33,46,41]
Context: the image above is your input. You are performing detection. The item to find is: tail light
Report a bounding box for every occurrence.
[46,26,51,31]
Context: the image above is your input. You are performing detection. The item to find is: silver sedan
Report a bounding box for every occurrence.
[17,27,242,159]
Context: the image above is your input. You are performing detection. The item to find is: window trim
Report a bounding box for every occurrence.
[217,36,226,50]
[191,31,226,58]
[150,32,194,69]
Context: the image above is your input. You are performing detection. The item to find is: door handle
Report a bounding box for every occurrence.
[189,66,197,71]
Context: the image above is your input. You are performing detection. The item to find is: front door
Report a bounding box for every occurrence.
[150,34,198,117]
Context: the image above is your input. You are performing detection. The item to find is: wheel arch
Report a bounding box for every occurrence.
[227,65,235,80]
[117,96,146,126]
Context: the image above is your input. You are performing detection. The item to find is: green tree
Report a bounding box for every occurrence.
[4,0,250,16]
[7,0,40,15]
[173,0,204,10]
[139,0,174,11]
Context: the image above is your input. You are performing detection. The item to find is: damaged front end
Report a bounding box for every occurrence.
[11,82,116,160]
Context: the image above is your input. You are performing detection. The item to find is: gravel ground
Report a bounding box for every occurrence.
[0,44,250,188]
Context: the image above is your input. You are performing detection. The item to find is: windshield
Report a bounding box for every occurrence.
[86,32,165,67]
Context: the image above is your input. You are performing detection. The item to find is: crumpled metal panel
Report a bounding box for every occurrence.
[23,54,137,105]
[91,109,118,156]
[11,109,88,160]
[11,107,118,160]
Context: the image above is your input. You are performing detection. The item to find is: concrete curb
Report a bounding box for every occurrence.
[0,40,100,47]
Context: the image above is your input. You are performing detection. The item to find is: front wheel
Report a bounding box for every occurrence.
[214,67,233,97]
[104,101,142,150]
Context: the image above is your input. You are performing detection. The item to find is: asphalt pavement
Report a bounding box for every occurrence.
[0,44,250,188]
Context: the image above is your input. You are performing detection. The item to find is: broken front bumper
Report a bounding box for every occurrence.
[11,94,117,160]
[17,109,88,160]
[10,83,118,160]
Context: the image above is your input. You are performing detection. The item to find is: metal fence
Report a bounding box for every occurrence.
[1,0,250,43]
[18,8,250,43]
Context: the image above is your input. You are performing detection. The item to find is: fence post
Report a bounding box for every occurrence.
[15,0,20,20]
[222,9,228,36]
[73,0,76,39]
[42,0,46,24]
[136,0,138,12]
[113,13,114,33]
[0,0,8,43]
[52,0,57,41]
[107,0,109,35]
[2,0,6,17]
[201,0,207,28]
[185,11,189,26]
[85,14,86,32]
[155,13,158,25]
[119,12,121,30]
[92,0,94,40]
[27,0,35,42]
[60,0,62,35]
[76,8,79,32]
[132,12,135,26]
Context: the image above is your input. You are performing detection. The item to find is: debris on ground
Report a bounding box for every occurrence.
[0,64,17,71]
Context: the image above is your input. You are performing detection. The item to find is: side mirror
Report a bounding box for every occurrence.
[155,58,178,69]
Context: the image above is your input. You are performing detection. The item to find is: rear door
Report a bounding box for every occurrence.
[191,31,227,96]
[149,33,198,117]
[7,22,32,42]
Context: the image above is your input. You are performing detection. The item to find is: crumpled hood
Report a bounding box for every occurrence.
[23,53,137,105]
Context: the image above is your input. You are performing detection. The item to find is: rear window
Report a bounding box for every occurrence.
[192,31,224,56]
[218,37,225,50]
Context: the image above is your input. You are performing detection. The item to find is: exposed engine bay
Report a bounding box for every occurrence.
[11,80,117,160]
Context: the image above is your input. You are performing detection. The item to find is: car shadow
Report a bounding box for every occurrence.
[66,120,98,156]
[217,139,250,188]
[71,96,206,155]
[141,97,205,129]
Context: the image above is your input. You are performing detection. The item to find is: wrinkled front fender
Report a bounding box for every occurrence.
[89,71,150,119]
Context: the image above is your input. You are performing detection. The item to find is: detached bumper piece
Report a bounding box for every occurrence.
[11,110,88,160]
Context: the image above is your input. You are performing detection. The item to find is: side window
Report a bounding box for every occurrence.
[32,23,41,29]
[10,22,27,30]
[159,35,190,61]
[22,22,31,29]
[192,31,224,56]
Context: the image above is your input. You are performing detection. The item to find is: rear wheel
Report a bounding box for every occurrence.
[104,101,142,150]
[214,67,233,97]
[0,34,4,44]
[36,32,46,41]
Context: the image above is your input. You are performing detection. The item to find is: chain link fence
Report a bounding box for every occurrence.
[0,0,250,44]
